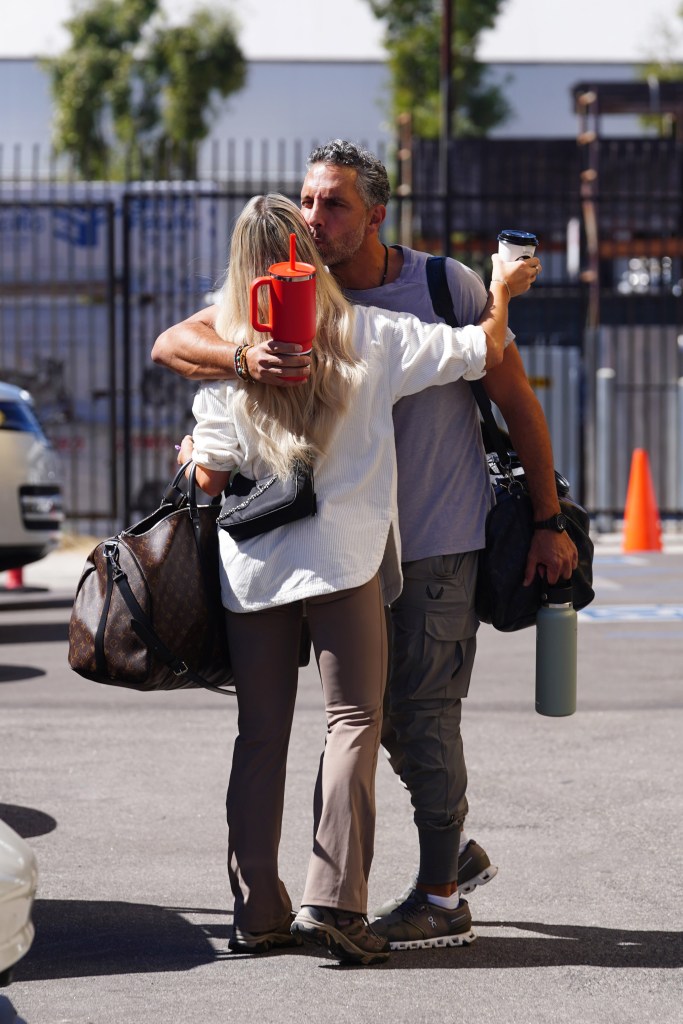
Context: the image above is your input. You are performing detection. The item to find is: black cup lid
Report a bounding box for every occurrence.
[541,579,573,605]
[498,229,538,247]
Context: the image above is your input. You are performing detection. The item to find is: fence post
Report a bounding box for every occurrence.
[679,378,683,514]
[121,193,133,527]
[596,367,616,533]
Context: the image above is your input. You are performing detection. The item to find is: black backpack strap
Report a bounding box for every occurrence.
[426,256,460,328]
[425,255,511,464]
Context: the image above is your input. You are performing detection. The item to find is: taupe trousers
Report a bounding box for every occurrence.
[224,574,387,933]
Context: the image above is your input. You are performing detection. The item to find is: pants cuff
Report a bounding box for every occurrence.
[417,824,461,885]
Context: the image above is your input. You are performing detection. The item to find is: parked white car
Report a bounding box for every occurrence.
[0,820,38,986]
[0,381,63,573]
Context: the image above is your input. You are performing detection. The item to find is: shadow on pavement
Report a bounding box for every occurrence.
[0,623,69,646]
[0,805,56,839]
[13,900,233,980]
[0,995,28,1023]
[0,595,74,612]
[0,666,46,684]
[370,919,683,970]
[18,900,680,978]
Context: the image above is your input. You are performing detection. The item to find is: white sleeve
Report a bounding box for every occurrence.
[191,381,243,471]
[363,307,489,403]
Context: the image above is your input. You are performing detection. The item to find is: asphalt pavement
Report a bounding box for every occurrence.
[1,532,682,1024]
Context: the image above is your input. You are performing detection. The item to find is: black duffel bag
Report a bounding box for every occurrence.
[424,253,594,632]
[475,449,595,632]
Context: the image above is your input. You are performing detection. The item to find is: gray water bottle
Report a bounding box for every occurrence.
[535,579,577,717]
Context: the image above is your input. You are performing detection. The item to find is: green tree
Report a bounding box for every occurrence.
[366,0,509,137]
[44,0,246,178]
[639,5,683,136]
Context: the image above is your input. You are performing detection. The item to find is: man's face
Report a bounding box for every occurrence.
[300,163,372,267]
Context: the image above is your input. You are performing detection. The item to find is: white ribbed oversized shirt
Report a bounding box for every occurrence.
[192,304,488,613]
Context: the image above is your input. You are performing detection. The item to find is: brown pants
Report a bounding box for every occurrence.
[224,574,387,933]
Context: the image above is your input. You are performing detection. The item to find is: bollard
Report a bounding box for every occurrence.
[678,378,683,513]
[596,367,616,534]
[5,567,24,589]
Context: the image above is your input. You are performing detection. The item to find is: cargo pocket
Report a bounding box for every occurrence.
[422,610,475,700]
[390,607,474,703]
[389,552,479,704]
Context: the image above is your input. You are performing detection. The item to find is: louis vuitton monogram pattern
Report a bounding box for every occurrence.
[68,502,231,692]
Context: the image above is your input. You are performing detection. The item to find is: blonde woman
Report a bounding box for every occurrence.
[178,194,534,966]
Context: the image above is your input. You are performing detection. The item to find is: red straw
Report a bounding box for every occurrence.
[289,233,296,270]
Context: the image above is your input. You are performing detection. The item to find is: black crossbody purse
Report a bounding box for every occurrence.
[217,460,317,541]
[214,459,316,666]
[425,256,594,631]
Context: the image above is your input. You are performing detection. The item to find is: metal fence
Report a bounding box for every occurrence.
[408,137,683,522]
[1,136,682,535]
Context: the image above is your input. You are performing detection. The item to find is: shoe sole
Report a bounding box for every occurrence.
[228,933,303,954]
[458,864,498,895]
[389,928,476,951]
[291,919,389,966]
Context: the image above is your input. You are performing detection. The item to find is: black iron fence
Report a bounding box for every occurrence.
[408,137,683,521]
[1,136,682,535]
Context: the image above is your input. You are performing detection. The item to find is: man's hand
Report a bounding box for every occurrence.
[523,528,579,587]
[152,305,311,386]
[245,339,312,385]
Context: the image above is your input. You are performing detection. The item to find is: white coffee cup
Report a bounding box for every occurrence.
[498,229,538,261]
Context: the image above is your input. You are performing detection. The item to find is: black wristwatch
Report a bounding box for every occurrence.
[533,513,567,533]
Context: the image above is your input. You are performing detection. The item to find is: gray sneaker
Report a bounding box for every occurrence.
[372,839,498,918]
[458,839,498,895]
[291,905,390,965]
[372,891,476,950]
[229,912,303,954]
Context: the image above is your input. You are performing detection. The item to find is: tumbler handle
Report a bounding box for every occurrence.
[250,276,273,333]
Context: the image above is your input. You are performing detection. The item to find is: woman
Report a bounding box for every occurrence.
[178,194,532,966]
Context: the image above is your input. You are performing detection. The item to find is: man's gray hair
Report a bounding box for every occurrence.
[307,140,391,209]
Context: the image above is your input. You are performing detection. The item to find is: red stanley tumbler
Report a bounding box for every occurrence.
[250,234,316,381]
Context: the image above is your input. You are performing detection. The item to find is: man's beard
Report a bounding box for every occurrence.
[311,222,366,268]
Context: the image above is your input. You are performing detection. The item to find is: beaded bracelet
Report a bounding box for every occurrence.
[233,344,243,379]
[234,344,255,383]
[241,344,255,383]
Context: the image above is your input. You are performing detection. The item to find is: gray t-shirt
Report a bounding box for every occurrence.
[346,245,501,560]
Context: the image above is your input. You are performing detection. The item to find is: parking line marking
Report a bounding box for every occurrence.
[579,605,683,623]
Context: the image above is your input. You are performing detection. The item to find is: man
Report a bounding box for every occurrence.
[152,140,577,951]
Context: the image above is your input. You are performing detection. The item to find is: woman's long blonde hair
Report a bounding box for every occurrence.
[215,194,365,477]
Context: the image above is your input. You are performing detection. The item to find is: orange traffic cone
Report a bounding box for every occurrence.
[5,567,24,589]
[622,448,662,553]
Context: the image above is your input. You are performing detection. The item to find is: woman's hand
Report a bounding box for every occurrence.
[177,434,195,468]
[491,253,541,298]
[176,434,229,496]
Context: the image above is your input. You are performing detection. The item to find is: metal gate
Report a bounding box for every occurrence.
[0,187,295,534]
[0,196,119,534]
[3,153,683,534]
